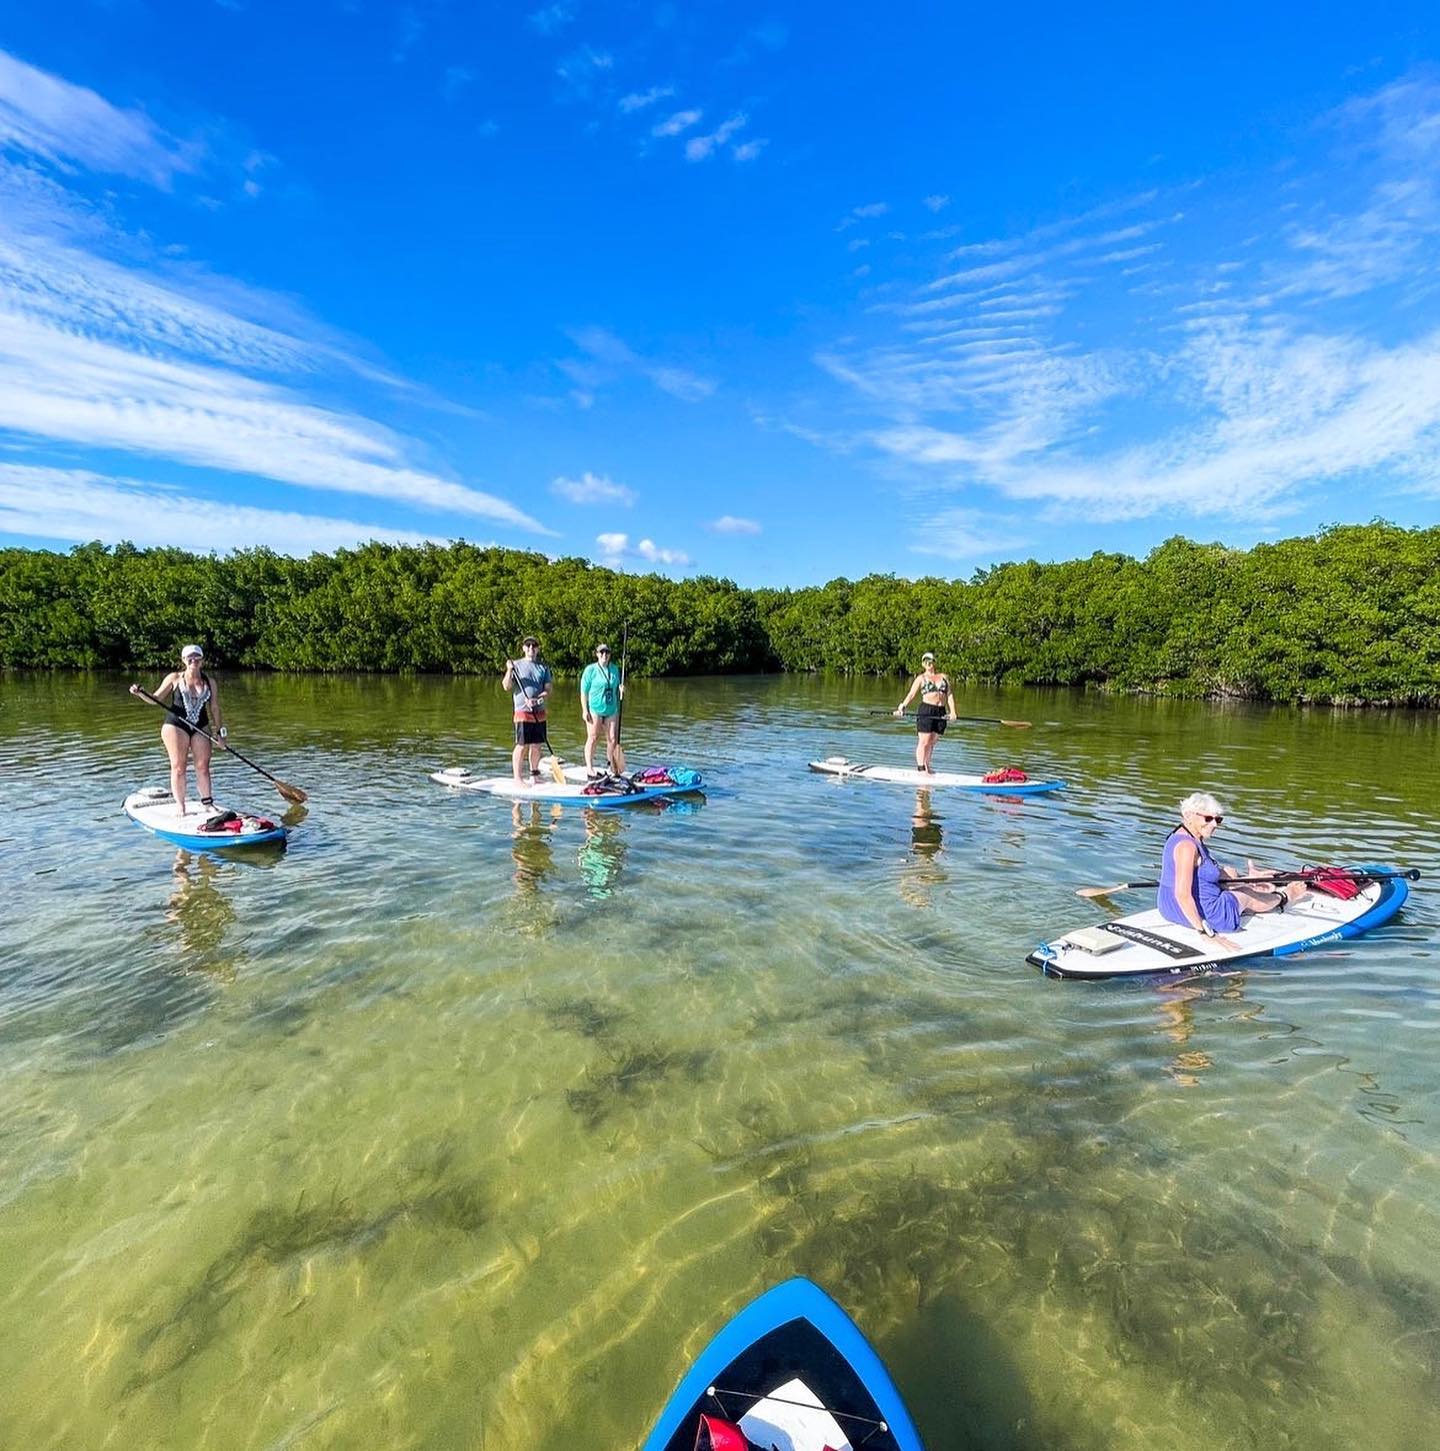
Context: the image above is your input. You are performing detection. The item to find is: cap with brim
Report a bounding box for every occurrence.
[596,643,610,652]
[522,636,540,646]
[181,644,204,659]
[921,652,935,661]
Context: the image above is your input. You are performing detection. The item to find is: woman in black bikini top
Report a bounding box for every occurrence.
[893,651,959,773]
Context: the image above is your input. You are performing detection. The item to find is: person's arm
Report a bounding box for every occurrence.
[579,665,593,721]
[1170,838,1213,935]
[537,667,552,706]
[132,671,177,702]
[502,660,517,691]
[946,677,957,720]
[894,675,921,715]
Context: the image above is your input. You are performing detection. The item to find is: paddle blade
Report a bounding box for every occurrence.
[545,754,566,785]
[275,779,308,804]
[1075,881,1153,898]
[1001,719,1032,728]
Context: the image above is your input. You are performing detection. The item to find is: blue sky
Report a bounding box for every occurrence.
[2,2,1439,586]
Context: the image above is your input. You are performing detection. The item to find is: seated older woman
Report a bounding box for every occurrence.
[1157,791,1305,939]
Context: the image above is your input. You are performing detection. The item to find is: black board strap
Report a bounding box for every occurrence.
[1101,921,1205,960]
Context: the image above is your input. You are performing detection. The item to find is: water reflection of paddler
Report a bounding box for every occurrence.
[1154,981,1216,1087]
[900,789,947,908]
[167,850,238,963]
[577,808,627,897]
[511,800,559,896]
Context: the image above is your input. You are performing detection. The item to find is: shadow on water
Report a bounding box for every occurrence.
[721,1037,1440,1447]
[126,1140,491,1393]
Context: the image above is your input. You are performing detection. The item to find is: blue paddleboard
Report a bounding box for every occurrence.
[643,1277,925,1451]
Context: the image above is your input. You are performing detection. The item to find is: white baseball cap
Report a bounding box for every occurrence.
[181,644,204,660]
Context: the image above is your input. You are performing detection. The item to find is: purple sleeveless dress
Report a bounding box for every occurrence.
[1157,827,1241,932]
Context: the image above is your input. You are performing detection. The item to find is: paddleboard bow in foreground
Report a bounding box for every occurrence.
[1029,865,1412,979]
[642,1277,925,1451]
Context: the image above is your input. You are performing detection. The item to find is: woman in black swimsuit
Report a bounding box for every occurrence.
[129,644,230,817]
[894,651,958,773]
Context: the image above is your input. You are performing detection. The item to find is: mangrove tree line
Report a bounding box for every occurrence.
[2,521,1437,704]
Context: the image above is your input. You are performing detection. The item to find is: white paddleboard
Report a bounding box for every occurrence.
[430,765,700,807]
[122,788,287,850]
[809,756,1065,795]
[1028,866,1411,979]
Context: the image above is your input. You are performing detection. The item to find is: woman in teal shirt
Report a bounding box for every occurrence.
[579,642,625,777]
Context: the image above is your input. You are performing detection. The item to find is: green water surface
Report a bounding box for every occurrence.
[1,672,1437,1449]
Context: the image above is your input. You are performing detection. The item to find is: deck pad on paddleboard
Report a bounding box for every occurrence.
[643,1277,924,1451]
[1029,866,1410,979]
[430,765,701,806]
[123,788,287,850]
[809,755,1064,795]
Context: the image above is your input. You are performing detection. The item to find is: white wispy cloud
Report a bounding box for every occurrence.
[0,463,442,552]
[551,471,636,506]
[0,47,198,186]
[910,507,1029,560]
[0,307,550,530]
[923,194,950,213]
[620,86,675,114]
[707,515,761,535]
[653,108,701,138]
[529,3,575,35]
[1276,74,1440,300]
[595,532,690,567]
[686,113,746,162]
[732,139,767,162]
[565,326,716,402]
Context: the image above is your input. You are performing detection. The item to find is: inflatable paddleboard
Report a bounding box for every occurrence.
[429,765,701,807]
[123,788,287,850]
[810,755,1064,795]
[642,1277,925,1451]
[1028,864,1411,979]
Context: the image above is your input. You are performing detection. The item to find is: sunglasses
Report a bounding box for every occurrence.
[597,649,610,654]
[1199,814,1224,825]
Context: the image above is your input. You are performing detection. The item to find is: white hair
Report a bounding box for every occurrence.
[1179,791,1225,818]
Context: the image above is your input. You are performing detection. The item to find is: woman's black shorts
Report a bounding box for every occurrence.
[916,704,948,735]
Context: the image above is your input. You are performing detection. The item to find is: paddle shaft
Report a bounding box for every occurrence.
[132,686,307,803]
[1078,867,1420,898]
[873,710,1031,728]
[611,622,626,747]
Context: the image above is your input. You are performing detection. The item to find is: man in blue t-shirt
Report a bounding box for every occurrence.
[502,636,553,783]
[579,641,625,777]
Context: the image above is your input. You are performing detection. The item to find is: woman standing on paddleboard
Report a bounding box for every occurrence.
[128,644,230,817]
[894,651,957,773]
[1157,791,1305,942]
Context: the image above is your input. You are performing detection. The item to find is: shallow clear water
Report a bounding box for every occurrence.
[1,672,1437,1450]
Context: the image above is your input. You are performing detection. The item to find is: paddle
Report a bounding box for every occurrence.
[614,620,628,774]
[1076,867,1420,899]
[131,685,308,804]
[873,710,1032,729]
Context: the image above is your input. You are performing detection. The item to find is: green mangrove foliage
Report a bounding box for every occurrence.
[2,522,1437,703]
